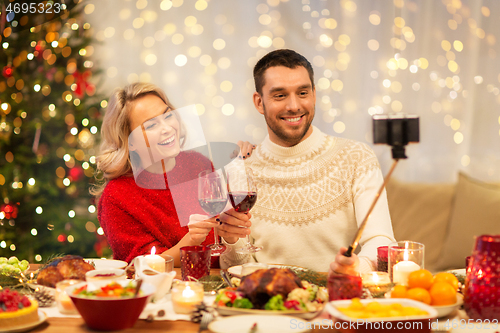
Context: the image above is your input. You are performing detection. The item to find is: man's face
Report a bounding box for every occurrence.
[253,66,316,147]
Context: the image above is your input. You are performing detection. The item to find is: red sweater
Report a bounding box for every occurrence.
[98,151,217,264]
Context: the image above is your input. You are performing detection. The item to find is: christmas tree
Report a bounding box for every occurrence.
[0,0,110,262]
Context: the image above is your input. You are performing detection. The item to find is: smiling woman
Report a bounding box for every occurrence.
[91,82,223,266]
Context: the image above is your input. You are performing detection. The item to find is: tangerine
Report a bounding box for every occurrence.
[429,281,457,306]
[406,287,432,305]
[408,269,433,289]
[433,272,459,291]
[390,285,408,298]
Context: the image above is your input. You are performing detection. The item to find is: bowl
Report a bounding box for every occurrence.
[326,298,437,333]
[85,268,127,286]
[432,293,463,318]
[67,280,155,331]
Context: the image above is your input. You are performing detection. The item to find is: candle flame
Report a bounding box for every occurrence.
[477,269,483,279]
[151,246,156,255]
[372,272,380,283]
[182,286,195,298]
[403,249,409,261]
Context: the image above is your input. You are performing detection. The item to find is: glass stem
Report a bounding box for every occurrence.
[246,234,251,246]
[213,215,220,245]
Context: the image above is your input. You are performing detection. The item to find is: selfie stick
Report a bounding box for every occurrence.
[343,115,419,257]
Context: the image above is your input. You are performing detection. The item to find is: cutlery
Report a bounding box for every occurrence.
[220,270,233,288]
[198,311,214,332]
[134,279,143,297]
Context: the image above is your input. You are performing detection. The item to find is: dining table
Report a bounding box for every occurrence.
[27,265,338,333]
[24,264,494,333]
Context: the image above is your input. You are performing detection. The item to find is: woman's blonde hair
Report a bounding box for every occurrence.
[91,82,185,197]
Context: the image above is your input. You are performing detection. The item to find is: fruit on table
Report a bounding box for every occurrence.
[391,269,458,306]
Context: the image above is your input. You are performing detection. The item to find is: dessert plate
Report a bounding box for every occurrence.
[209,314,311,333]
[85,258,127,270]
[0,310,47,333]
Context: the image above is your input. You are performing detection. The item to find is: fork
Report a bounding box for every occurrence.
[198,312,214,333]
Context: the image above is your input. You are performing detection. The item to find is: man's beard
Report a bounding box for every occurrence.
[262,102,314,147]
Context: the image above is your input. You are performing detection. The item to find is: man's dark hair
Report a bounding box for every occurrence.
[253,49,315,95]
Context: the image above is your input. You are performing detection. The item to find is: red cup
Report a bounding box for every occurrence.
[327,273,363,301]
[377,246,389,272]
[464,235,500,320]
[180,246,211,281]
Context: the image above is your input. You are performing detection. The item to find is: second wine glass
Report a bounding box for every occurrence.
[198,170,227,256]
[226,167,262,254]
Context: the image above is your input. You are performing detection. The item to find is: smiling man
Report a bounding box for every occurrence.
[219,49,395,275]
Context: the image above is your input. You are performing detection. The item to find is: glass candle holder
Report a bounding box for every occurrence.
[388,241,424,285]
[164,255,174,272]
[171,281,204,314]
[180,246,211,281]
[327,274,363,301]
[362,272,392,298]
[55,279,83,314]
[377,246,389,272]
[464,235,500,320]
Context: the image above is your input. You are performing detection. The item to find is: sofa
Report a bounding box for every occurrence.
[385,172,500,273]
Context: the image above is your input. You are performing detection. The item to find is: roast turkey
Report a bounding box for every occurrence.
[237,267,302,309]
[36,255,95,288]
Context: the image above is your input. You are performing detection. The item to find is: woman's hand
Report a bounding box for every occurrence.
[217,208,252,244]
[329,247,360,276]
[187,214,219,245]
[231,141,256,159]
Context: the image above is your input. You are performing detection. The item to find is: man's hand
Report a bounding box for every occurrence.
[187,214,219,245]
[329,246,360,276]
[217,208,252,244]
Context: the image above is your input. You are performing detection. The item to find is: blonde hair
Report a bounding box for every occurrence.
[91,82,185,197]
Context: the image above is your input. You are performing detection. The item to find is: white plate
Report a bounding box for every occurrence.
[85,258,127,270]
[433,293,463,318]
[448,268,466,276]
[209,314,311,333]
[0,310,47,333]
[228,264,307,278]
[326,298,437,322]
[215,305,323,320]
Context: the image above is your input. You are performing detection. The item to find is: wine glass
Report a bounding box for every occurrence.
[198,170,228,256]
[226,167,262,254]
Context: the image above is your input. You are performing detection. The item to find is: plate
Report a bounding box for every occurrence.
[0,310,47,333]
[215,305,323,320]
[432,293,463,318]
[209,314,311,333]
[85,258,127,270]
[228,264,307,278]
[326,298,438,322]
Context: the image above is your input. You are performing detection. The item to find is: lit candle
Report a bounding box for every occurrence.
[392,250,420,285]
[171,281,204,314]
[362,272,392,297]
[145,246,165,272]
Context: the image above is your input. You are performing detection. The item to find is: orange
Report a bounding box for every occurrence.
[408,269,434,289]
[429,281,457,306]
[433,272,459,291]
[390,285,408,298]
[406,287,432,305]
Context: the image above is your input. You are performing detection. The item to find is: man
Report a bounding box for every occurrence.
[218,49,395,275]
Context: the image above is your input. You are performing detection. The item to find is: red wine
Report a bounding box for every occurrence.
[228,192,257,213]
[198,198,227,216]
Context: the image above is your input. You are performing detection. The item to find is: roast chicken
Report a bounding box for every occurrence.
[237,267,302,309]
[36,255,95,288]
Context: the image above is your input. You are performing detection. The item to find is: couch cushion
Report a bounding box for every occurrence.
[434,173,500,271]
[386,179,455,272]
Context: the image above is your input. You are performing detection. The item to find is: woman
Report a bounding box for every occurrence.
[92,82,252,265]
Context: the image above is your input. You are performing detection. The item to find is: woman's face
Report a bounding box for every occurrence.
[128,94,181,166]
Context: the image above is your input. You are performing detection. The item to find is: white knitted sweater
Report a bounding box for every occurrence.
[221,126,395,273]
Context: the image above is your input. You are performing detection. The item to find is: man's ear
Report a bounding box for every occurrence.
[253,92,264,115]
